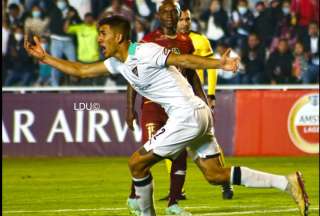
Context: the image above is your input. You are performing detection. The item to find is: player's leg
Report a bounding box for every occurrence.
[128,147,163,216]
[127,107,163,215]
[194,147,309,215]
[216,144,234,199]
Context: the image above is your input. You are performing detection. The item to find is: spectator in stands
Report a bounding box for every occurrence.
[101,0,133,21]
[90,0,110,19]
[131,17,149,43]
[240,33,267,84]
[35,37,51,86]
[301,22,319,84]
[5,3,24,28]
[200,0,229,49]
[216,41,239,84]
[2,18,10,84]
[270,0,297,54]
[64,12,101,85]
[290,0,319,41]
[303,22,319,67]
[24,3,49,36]
[292,41,311,84]
[48,0,80,86]
[133,0,156,21]
[68,0,92,20]
[253,1,276,47]
[266,39,295,84]
[5,25,35,86]
[230,0,255,50]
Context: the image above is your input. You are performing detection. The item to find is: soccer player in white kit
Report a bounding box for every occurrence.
[24,16,309,216]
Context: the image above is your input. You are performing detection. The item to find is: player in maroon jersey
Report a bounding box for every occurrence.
[126,1,209,215]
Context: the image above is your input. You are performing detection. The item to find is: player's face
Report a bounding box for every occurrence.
[159,3,179,29]
[98,25,118,58]
[177,10,191,34]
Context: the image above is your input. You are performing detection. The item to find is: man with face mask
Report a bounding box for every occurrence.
[230,0,254,49]
[5,25,35,86]
[24,4,49,36]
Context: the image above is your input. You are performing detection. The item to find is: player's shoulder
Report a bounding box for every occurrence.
[176,32,192,42]
[141,29,162,42]
[189,30,210,42]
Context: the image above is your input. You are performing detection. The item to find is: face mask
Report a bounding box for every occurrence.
[57,1,67,10]
[282,7,290,15]
[32,11,41,18]
[214,5,221,12]
[14,33,23,41]
[238,6,247,15]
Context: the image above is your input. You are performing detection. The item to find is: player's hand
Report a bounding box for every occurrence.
[221,48,240,72]
[24,34,46,61]
[126,110,138,131]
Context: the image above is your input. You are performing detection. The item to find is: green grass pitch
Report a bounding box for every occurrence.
[2,156,319,216]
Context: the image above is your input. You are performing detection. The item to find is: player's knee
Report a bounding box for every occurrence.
[128,156,149,178]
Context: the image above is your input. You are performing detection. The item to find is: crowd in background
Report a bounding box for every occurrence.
[2,0,319,87]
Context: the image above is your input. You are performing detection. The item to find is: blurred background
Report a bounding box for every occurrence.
[2,0,319,87]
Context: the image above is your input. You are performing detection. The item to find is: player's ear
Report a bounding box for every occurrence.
[115,33,124,44]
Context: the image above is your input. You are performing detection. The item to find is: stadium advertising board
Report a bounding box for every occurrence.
[2,91,235,157]
[234,90,319,156]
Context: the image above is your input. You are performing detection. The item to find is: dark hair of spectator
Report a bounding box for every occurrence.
[309,21,318,27]
[8,3,19,11]
[84,12,94,18]
[98,16,131,40]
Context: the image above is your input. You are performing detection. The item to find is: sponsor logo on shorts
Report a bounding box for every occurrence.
[288,93,319,153]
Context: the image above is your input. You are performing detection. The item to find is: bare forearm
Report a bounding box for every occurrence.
[127,85,137,112]
[42,54,105,78]
[169,54,222,70]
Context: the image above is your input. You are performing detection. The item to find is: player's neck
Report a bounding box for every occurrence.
[162,28,177,38]
[114,41,130,62]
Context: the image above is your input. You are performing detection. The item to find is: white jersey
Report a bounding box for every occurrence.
[104,42,205,115]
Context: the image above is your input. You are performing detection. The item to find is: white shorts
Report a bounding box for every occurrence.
[143,105,221,160]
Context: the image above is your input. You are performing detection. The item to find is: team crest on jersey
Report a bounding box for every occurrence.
[132,66,138,77]
[288,93,319,153]
[171,47,181,54]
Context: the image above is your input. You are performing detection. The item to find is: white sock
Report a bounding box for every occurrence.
[231,166,288,191]
[133,174,156,216]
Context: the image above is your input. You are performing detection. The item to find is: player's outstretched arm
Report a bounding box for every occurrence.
[166,48,240,72]
[24,35,109,78]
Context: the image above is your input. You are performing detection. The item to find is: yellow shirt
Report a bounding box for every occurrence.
[189,31,217,96]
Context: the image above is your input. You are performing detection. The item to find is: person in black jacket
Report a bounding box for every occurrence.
[240,33,267,84]
[230,0,255,50]
[47,0,81,86]
[5,25,35,86]
[266,38,295,84]
[200,0,229,49]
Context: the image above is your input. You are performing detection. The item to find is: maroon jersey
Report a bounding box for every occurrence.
[139,29,194,143]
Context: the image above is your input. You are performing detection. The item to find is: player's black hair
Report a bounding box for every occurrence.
[98,16,131,41]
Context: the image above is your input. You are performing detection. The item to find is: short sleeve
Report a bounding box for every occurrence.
[103,57,122,74]
[137,43,171,67]
[67,24,81,34]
